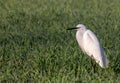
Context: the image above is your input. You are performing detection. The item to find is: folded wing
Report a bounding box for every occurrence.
[83,30,108,68]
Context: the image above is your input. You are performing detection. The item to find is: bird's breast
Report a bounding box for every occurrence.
[76,31,85,52]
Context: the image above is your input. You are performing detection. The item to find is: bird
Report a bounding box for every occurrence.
[67,24,109,68]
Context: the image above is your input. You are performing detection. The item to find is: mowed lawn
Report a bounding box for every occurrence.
[0,0,120,82]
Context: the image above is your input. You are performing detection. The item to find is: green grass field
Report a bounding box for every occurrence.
[0,0,120,82]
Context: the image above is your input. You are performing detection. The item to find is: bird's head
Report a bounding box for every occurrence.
[67,24,87,31]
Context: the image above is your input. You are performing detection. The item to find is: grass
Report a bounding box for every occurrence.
[0,0,120,82]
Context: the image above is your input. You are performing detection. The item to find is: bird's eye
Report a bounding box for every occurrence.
[81,28,84,30]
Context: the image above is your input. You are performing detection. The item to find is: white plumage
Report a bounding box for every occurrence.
[67,24,109,68]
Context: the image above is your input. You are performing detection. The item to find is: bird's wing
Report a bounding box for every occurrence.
[83,30,107,67]
[83,30,100,56]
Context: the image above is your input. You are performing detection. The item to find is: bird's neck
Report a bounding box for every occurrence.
[76,31,83,42]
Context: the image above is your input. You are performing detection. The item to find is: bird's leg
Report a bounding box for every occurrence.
[90,57,93,71]
[90,55,95,73]
[91,55,94,59]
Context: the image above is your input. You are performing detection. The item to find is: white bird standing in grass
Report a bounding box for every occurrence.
[67,24,109,68]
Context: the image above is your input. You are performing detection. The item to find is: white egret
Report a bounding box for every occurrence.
[67,24,109,68]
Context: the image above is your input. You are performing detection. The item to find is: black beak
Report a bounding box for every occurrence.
[67,27,77,30]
